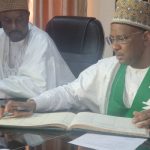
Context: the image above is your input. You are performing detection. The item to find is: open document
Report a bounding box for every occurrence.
[69,133,146,150]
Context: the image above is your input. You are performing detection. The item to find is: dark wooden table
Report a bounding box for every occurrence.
[0,128,150,150]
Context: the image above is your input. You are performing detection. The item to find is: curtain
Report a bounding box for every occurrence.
[32,0,87,29]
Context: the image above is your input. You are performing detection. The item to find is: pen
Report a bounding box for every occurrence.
[2,112,14,118]
[1,108,31,118]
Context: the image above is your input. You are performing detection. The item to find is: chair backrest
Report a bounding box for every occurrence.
[46,16,105,77]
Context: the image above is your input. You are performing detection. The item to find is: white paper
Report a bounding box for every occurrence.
[69,133,146,150]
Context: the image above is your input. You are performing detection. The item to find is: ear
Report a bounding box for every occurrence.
[27,11,30,17]
[143,31,150,41]
[25,11,30,22]
[27,12,30,20]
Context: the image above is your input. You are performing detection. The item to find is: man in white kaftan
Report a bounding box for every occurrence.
[0,23,74,98]
[0,0,75,99]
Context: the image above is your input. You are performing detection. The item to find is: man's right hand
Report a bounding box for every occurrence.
[0,100,36,118]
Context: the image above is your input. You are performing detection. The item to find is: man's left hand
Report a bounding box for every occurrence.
[132,110,150,129]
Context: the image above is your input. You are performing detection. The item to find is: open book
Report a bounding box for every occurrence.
[0,112,149,138]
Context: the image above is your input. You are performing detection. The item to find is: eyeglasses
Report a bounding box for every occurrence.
[105,31,144,45]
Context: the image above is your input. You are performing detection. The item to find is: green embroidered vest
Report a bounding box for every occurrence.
[107,64,150,118]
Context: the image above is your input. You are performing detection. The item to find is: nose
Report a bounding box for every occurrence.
[112,42,121,53]
[10,20,17,30]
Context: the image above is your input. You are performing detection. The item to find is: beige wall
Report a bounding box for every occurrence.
[87,0,116,57]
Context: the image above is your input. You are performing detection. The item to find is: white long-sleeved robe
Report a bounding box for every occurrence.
[0,23,75,98]
[33,56,148,114]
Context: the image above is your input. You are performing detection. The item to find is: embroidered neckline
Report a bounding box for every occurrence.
[2,29,30,77]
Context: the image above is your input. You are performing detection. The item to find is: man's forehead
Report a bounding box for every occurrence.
[0,10,27,18]
[110,25,141,37]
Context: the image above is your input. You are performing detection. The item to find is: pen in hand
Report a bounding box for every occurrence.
[0,105,31,119]
[2,112,14,118]
[0,100,35,118]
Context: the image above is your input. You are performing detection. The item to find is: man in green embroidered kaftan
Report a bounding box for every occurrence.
[1,0,150,129]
